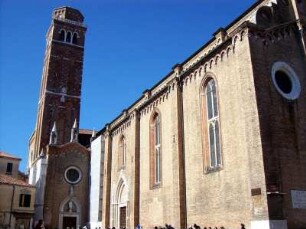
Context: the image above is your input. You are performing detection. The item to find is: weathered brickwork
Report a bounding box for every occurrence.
[28,7,87,166]
[44,144,90,228]
[249,21,306,228]
[99,1,306,229]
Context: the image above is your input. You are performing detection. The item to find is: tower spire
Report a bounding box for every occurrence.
[70,119,79,142]
[49,122,57,145]
[90,129,96,142]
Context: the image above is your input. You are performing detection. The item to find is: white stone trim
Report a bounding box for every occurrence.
[111,175,129,229]
[89,136,103,225]
[58,197,82,229]
[271,61,301,100]
[45,90,81,99]
[64,166,82,184]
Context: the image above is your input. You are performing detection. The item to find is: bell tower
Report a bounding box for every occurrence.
[28,7,87,166]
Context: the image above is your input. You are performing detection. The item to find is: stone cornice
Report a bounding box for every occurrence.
[98,0,285,136]
[248,21,298,46]
[138,86,169,112]
[101,23,251,136]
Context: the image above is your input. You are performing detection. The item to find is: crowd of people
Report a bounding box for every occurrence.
[152,223,246,229]
[34,221,246,229]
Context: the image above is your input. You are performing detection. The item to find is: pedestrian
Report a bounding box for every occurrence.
[35,220,45,229]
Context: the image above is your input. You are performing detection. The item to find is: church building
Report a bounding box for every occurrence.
[90,0,306,229]
[27,7,91,229]
[27,0,306,229]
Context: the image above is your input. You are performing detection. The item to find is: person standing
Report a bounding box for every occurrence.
[35,220,45,229]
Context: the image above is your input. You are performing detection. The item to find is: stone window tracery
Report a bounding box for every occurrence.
[150,111,162,187]
[201,77,222,172]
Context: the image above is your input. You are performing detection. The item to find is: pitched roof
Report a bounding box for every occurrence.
[0,174,34,187]
[0,151,21,160]
[79,128,92,135]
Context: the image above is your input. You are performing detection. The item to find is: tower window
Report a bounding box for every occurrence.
[72,33,78,44]
[59,29,66,41]
[66,31,72,43]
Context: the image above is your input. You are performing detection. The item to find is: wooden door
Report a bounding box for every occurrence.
[63,216,77,229]
[119,206,127,229]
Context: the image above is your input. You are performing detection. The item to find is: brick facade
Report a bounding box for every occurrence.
[97,1,306,229]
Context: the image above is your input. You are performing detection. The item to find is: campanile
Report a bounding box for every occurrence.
[29,7,87,165]
[27,7,89,227]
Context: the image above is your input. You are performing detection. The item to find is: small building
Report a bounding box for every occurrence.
[0,151,21,178]
[0,151,35,229]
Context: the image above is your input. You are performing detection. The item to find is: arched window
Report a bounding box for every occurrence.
[72,33,78,44]
[59,29,66,41]
[150,112,161,187]
[119,136,126,169]
[202,78,222,171]
[66,31,72,43]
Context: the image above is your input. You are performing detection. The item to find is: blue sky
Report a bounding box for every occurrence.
[0,0,255,172]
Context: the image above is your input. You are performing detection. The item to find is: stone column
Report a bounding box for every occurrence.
[132,109,140,228]
[172,64,187,229]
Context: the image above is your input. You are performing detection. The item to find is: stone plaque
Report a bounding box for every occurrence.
[291,190,306,209]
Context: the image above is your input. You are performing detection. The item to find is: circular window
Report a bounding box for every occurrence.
[65,166,82,184]
[271,62,301,100]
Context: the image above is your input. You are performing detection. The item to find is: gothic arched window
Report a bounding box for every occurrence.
[72,33,78,44]
[119,135,126,169]
[59,29,66,41]
[150,112,161,187]
[202,78,222,172]
[66,31,72,43]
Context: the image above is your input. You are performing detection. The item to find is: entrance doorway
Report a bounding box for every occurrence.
[113,178,129,229]
[119,206,127,229]
[63,216,77,229]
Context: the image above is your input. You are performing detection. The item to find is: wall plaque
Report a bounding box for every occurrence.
[291,190,306,209]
